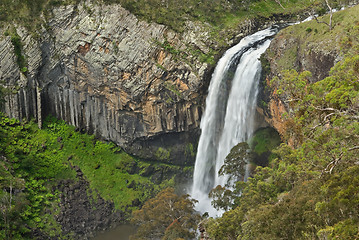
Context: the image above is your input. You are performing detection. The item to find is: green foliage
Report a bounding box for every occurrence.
[210,130,281,212]
[249,127,281,164]
[104,0,343,33]
[130,188,201,240]
[219,142,251,184]
[9,30,28,73]
[164,82,183,99]
[208,185,235,211]
[209,144,244,211]
[155,147,171,161]
[0,0,348,43]
[159,39,181,56]
[0,115,65,239]
[0,0,81,33]
[185,143,196,158]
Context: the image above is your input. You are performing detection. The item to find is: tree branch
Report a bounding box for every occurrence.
[324,0,333,30]
[321,146,359,176]
[349,146,359,151]
[274,0,285,9]
[313,0,333,30]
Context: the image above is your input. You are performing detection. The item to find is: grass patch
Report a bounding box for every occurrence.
[41,116,171,211]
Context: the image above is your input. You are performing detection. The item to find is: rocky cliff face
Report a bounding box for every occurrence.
[0,1,267,165]
[1,2,207,165]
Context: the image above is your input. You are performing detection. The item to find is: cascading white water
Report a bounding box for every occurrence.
[191,26,279,217]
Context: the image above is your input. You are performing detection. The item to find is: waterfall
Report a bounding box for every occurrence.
[191,26,279,216]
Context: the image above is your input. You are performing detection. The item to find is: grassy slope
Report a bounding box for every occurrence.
[0,115,177,238]
[267,4,359,72]
[41,116,172,210]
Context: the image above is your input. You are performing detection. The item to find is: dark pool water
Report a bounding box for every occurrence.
[92,225,136,240]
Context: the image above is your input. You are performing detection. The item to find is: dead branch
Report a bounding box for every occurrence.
[313,0,333,30]
[323,112,337,122]
[313,106,337,112]
[274,0,285,9]
[349,146,359,151]
[322,145,359,176]
[324,0,333,30]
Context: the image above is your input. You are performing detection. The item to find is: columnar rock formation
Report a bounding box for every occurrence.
[0,2,264,165]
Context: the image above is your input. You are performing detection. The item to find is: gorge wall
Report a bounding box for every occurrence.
[0,1,266,165]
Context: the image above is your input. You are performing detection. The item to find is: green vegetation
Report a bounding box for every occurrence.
[0,115,71,239]
[43,116,167,211]
[155,147,171,161]
[130,187,200,240]
[3,28,28,73]
[1,1,359,239]
[250,127,281,156]
[249,127,281,166]
[204,11,359,239]
[209,142,252,211]
[10,32,27,73]
[164,81,183,99]
[0,115,178,238]
[0,0,81,33]
[158,39,182,56]
[185,143,196,158]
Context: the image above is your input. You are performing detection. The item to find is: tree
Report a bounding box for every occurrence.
[0,164,27,240]
[209,142,253,211]
[218,142,252,185]
[130,188,201,240]
[313,0,333,30]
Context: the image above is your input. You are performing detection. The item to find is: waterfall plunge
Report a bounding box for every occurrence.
[191,27,279,217]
